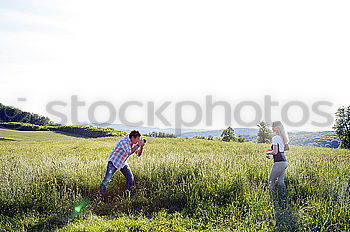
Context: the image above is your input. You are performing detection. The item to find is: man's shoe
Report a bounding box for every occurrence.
[99,185,106,202]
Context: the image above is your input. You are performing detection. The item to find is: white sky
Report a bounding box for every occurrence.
[1,0,349,131]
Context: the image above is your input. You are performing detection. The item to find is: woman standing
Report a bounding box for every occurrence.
[267,121,289,191]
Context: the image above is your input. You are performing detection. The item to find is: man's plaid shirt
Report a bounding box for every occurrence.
[108,136,136,169]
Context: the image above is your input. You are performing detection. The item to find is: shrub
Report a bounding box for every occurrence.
[0,122,125,138]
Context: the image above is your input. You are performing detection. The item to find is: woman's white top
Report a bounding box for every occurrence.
[272,135,285,152]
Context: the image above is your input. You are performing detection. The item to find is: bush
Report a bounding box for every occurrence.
[0,122,48,131]
[0,122,125,138]
[193,135,206,139]
[237,136,246,143]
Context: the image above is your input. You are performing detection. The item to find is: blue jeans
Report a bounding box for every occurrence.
[100,161,135,198]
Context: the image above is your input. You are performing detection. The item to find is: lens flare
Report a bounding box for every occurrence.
[74,205,83,213]
[73,199,88,214]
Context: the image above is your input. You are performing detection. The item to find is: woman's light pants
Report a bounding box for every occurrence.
[268,161,288,191]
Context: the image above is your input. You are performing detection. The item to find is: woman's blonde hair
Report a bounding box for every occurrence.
[272,121,289,144]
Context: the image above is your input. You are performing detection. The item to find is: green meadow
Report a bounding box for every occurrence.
[0,128,349,231]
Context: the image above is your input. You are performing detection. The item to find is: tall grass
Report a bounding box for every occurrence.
[0,130,349,231]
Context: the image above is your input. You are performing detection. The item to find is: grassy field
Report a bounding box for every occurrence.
[0,128,349,231]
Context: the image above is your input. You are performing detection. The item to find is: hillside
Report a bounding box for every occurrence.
[86,123,200,135]
[0,122,126,138]
[288,131,339,148]
[179,128,258,138]
[94,123,339,148]
[0,129,349,231]
[179,129,339,148]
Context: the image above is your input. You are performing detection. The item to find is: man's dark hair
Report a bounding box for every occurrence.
[129,130,141,139]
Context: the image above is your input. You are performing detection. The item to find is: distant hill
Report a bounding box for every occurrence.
[89,123,339,148]
[178,128,257,137]
[180,129,339,148]
[288,131,339,148]
[87,123,258,138]
[85,123,201,135]
[0,103,339,148]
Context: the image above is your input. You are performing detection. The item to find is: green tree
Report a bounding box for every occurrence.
[256,121,272,143]
[221,126,235,142]
[237,135,246,143]
[0,103,52,126]
[333,106,350,149]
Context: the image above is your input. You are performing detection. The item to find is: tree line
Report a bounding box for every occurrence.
[0,103,53,126]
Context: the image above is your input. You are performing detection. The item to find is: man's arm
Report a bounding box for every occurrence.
[130,139,145,155]
[135,146,143,156]
[131,144,140,154]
